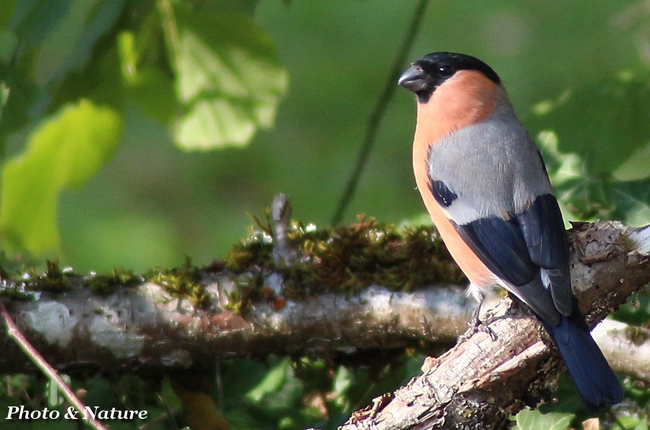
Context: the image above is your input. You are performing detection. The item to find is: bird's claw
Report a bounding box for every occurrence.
[458,306,497,343]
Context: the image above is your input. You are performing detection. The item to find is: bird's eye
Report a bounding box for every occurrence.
[438,65,453,77]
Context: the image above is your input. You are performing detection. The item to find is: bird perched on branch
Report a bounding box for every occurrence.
[398,51,623,410]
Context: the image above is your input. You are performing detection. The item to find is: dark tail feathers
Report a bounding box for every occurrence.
[542,307,623,411]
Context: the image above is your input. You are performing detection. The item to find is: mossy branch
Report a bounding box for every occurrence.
[0,212,470,373]
[0,213,649,429]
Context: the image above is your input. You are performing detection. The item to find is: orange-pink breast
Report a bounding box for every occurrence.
[411,70,500,287]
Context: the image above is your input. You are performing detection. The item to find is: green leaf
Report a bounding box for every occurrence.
[46,374,70,407]
[0,99,122,254]
[332,366,353,397]
[0,0,18,32]
[614,414,648,430]
[8,0,124,84]
[529,73,650,177]
[32,0,125,86]
[117,30,176,124]
[513,408,574,430]
[537,129,650,225]
[0,31,16,66]
[613,141,650,181]
[611,178,650,227]
[10,0,70,48]
[536,131,612,221]
[165,7,288,150]
[1,0,125,151]
[0,63,40,152]
[246,357,290,403]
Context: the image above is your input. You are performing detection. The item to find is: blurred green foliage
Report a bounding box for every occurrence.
[2,0,649,272]
[0,100,122,253]
[1,0,650,429]
[0,0,287,267]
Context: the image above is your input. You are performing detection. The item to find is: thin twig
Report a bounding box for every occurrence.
[330,0,430,226]
[0,301,108,430]
[157,0,180,59]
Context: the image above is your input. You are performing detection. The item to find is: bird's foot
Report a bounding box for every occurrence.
[458,306,497,343]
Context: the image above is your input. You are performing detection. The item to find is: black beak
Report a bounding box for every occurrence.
[398,65,429,93]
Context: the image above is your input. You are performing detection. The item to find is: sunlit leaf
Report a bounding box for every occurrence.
[0,99,122,254]
[613,141,650,181]
[246,357,290,403]
[514,408,573,430]
[332,366,353,396]
[117,31,139,86]
[167,8,288,150]
[614,414,647,430]
[46,374,70,408]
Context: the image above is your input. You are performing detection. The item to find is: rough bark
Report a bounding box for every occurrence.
[338,221,650,429]
[0,277,469,373]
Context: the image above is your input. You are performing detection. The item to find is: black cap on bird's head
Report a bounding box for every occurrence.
[398,52,501,103]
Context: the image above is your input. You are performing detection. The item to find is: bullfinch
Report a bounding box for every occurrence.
[398,52,623,410]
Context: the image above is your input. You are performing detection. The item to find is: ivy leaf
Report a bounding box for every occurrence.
[165,7,288,150]
[514,408,574,430]
[0,99,122,254]
[613,141,650,182]
[611,178,650,227]
[536,129,650,225]
[528,73,650,177]
[536,131,613,221]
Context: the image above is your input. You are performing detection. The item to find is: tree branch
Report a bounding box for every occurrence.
[0,220,648,429]
[338,221,650,429]
[591,319,650,379]
[0,276,470,373]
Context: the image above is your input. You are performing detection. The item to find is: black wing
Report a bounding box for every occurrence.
[453,194,573,320]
